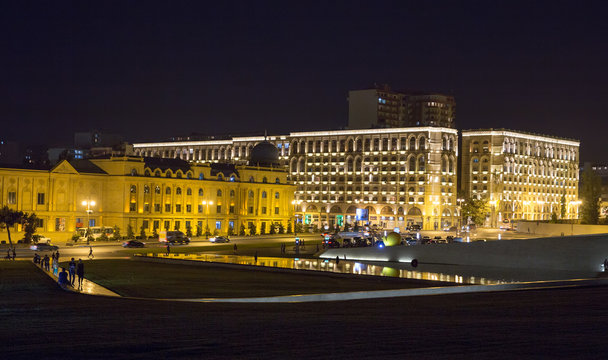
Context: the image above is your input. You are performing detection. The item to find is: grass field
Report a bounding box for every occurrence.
[3,261,608,359]
[60,259,449,298]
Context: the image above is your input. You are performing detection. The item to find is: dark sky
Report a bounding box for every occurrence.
[1,1,607,162]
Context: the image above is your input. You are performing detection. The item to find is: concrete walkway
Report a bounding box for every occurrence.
[34,259,120,297]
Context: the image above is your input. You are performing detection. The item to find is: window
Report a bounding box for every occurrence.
[230,175,236,182]
[199,173,204,180]
[153,220,160,230]
[275,207,279,215]
[230,190,235,197]
[154,204,161,212]
[249,176,255,182]
[186,204,192,213]
[164,220,170,231]
[129,203,136,212]
[198,188,204,196]
[166,187,171,195]
[144,186,150,194]
[165,204,171,212]
[186,188,192,195]
[248,190,254,198]
[262,177,268,183]
[262,191,267,198]
[198,204,203,213]
[155,170,161,177]
[8,192,16,204]
[275,177,280,184]
[215,221,222,230]
[216,205,222,213]
[229,205,235,214]
[144,203,150,212]
[155,186,161,194]
[142,220,149,229]
[262,206,267,214]
[176,187,182,195]
[175,204,182,212]
[174,221,180,230]
[274,192,280,199]
[35,218,44,228]
[37,193,45,205]
[217,189,222,197]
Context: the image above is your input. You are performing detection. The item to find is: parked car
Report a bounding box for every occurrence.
[408,224,422,232]
[122,240,145,248]
[323,238,340,248]
[210,236,230,243]
[32,234,51,244]
[29,243,59,251]
[160,231,190,244]
[406,238,418,246]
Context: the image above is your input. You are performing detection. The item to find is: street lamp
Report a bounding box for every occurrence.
[202,200,213,238]
[292,199,302,237]
[82,200,96,243]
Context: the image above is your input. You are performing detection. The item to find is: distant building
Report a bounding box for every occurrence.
[74,130,124,149]
[133,127,459,230]
[461,129,580,226]
[0,153,294,240]
[348,84,455,129]
[587,164,608,219]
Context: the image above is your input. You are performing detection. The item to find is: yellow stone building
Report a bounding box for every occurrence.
[0,156,294,242]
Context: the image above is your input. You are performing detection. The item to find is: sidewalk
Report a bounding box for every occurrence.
[34,260,120,297]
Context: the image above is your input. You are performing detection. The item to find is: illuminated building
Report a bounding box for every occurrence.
[348,84,456,129]
[133,127,459,230]
[0,155,294,241]
[461,129,580,225]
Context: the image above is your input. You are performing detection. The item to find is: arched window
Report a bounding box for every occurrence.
[275,192,280,199]
[249,176,255,183]
[165,187,171,195]
[262,177,268,183]
[176,171,182,179]
[262,191,267,198]
[144,185,150,194]
[409,157,416,172]
[248,190,254,198]
[418,156,425,172]
[409,137,416,150]
[186,188,192,196]
[130,185,137,193]
[155,170,161,177]
[199,173,204,180]
[176,187,182,195]
[275,177,280,184]
[198,188,203,196]
[144,169,151,177]
[230,190,235,197]
[419,137,426,151]
[217,189,222,197]
[155,186,161,194]
[131,169,137,176]
[218,174,223,181]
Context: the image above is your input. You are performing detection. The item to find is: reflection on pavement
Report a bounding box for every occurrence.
[138,253,510,285]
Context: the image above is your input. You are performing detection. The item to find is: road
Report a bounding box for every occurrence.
[1,233,322,260]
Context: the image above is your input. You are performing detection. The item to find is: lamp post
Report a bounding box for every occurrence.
[202,200,213,238]
[82,200,96,243]
[292,199,302,237]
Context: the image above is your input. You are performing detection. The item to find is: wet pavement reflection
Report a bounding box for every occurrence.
[137,253,600,285]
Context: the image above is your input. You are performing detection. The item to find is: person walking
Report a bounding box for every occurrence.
[166,242,171,256]
[55,249,60,261]
[254,250,258,263]
[12,247,16,260]
[6,248,10,260]
[88,246,94,259]
[233,243,238,253]
[68,258,76,286]
[76,259,85,289]
[43,254,50,271]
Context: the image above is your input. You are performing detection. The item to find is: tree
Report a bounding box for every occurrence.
[0,206,25,247]
[22,213,39,244]
[560,192,567,219]
[461,197,489,226]
[260,222,266,235]
[248,222,257,236]
[112,225,122,240]
[140,225,147,240]
[551,211,558,223]
[127,225,135,239]
[204,224,211,238]
[239,223,246,236]
[164,222,170,232]
[185,224,193,238]
[196,223,202,237]
[580,167,602,224]
[277,222,285,234]
[269,222,276,234]
[286,221,292,234]
[295,222,303,234]
[228,224,234,236]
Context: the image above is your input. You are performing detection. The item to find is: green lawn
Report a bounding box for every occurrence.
[62,259,448,298]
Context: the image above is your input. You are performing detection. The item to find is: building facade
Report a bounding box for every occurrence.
[133,127,459,231]
[347,85,456,129]
[0,156,294,241]
[461,129,580,226]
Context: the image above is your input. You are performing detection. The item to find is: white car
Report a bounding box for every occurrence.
[209,236,230,243]
[32,234,51,244]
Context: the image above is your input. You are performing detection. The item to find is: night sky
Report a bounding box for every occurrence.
[1,1,606,162]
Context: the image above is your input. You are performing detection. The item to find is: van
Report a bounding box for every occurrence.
[159,230,190,244]
[78,226,114,241]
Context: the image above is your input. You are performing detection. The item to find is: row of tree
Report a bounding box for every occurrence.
[0,206,39,246]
